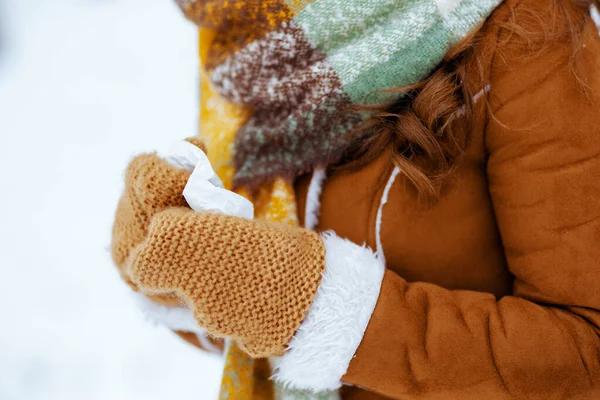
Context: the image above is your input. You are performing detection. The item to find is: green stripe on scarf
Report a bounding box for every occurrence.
[292,0,500,102]
[198,0,503,197]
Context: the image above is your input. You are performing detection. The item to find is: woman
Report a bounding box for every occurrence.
[111,0,600,398]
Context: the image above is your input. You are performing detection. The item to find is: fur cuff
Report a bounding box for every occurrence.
[132,293,221,353]
[274,232,385,392]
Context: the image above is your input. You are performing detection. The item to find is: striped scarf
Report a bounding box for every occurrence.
[180,0,502,190]
[181,0,503,398]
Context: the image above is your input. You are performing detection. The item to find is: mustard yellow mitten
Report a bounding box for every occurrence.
[111,156,188,263]
[111,138,206,286]
[127,207,326,358]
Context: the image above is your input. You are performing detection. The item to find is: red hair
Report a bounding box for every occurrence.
[341,0,599,202]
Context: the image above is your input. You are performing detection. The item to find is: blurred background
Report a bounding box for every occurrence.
[2,2,599,400]
[0,0,223,399]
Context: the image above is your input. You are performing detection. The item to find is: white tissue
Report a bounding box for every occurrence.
[163,141,224,188]
[164,140,254,220]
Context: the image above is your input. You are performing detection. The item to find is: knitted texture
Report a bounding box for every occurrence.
[177,0,503,188]
[111,138,204,300]
[127,208,327,357]
[111,155,189,274]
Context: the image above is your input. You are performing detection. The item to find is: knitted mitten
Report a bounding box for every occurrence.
[111,138,205,301]
[126,207,326,358]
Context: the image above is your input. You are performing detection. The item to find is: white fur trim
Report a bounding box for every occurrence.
[304,168,327,230]
[195,332,222,354]
[132,293,222,353]
[592,5,600,31]
[375,167,400,262]
[132,293,204,334]
[274,232,385,392]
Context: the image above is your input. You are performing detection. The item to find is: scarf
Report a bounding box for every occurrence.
[181,0,503,398]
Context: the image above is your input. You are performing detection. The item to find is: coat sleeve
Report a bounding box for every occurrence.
[337,12,600,400]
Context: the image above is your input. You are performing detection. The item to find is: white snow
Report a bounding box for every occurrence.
[0,1,223,399]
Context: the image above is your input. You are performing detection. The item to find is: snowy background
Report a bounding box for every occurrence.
[2,2,599,400]
[0,0,223,399]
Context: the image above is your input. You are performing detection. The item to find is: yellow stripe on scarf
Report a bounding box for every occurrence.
[198,27,297,400]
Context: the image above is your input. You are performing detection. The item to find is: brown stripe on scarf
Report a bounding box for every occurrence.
[213,22,362,189]
[232,92,362,189]
[209,24,331,109]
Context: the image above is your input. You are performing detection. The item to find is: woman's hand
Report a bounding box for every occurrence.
[126,207,327,358]
[110,138,205,299]
[111,139,228,353]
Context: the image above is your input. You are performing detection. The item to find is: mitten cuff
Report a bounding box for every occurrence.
[274,232,385,392]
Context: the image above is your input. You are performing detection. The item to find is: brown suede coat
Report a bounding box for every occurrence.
[294,0,600,398]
